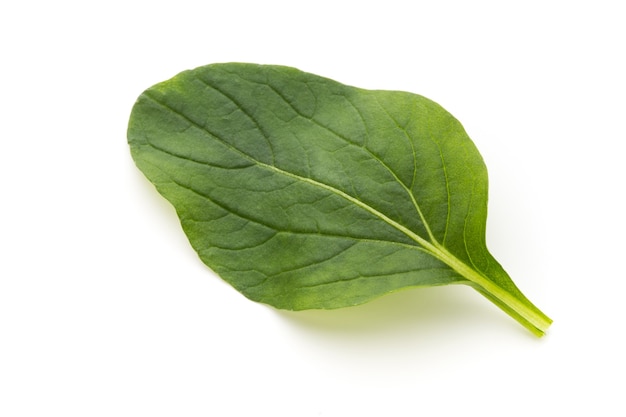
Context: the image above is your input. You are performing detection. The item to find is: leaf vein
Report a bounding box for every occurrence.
[193,74,277,165]
[143,91,435,253]
[296,266,455,289]
[264,82,436,239]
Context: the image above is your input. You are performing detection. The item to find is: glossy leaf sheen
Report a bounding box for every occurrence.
[128,63,551,336]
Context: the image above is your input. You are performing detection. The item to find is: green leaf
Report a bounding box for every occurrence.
[128,63,552,336]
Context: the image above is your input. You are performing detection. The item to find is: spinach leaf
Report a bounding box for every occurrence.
[128,63,551,336]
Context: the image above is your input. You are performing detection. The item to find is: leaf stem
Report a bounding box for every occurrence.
[427,243,552,336]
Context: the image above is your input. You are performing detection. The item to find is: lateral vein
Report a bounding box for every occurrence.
[260,81,437,242]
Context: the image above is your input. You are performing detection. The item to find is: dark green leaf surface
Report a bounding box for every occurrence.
[128,63,551,336]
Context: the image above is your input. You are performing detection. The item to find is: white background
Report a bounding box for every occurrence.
[1,1,624,416]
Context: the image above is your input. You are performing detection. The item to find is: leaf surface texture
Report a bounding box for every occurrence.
[128,63,551,335]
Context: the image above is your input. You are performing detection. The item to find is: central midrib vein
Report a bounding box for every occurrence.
[256,162,499,305]
[144,91,437,251]
[261,161,434,250]
[144,92,438,247]
[142,91,550,334]
[144,92,519,300]
[264,162,529,326]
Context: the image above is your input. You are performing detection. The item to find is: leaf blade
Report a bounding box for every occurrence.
[128,63,551,335]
